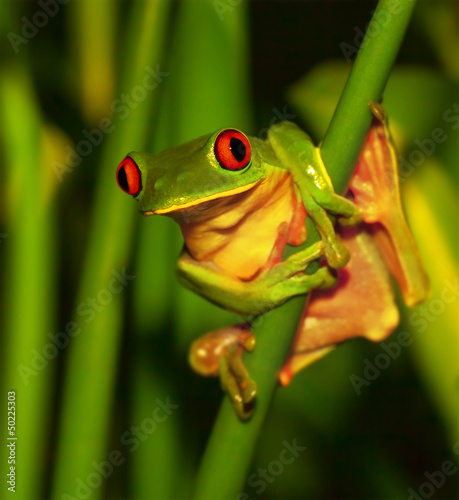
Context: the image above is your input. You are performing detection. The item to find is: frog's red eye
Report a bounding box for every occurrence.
[117,156,141,196]
[214,129,251,171]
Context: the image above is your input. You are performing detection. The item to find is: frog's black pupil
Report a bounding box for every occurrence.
[118,166,129,191]
[230,138,246,162]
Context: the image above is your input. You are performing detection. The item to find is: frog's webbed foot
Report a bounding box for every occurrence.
[189,325,257,419]
[219,335,257,419]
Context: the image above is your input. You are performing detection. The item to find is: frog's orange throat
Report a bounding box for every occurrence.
[167,169,307,281]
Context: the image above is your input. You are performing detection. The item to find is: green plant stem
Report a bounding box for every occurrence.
[0,63,56,500]
[321,0,417,190]
[192,1,417,499]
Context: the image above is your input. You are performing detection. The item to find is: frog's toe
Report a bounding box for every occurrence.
[219,344,257,420]
[324,238,350,269]
[241,332,256,352]
[317,267,337,290]
[338,209,362,227]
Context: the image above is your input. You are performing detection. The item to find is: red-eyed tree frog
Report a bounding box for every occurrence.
[116,103,429,419]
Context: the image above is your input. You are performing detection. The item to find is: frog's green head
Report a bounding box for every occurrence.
[116,129,268,215]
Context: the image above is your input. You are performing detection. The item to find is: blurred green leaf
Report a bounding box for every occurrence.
[403,161,459,447]
[67,0,118,124]
[414,0,459,81]
[51,1,171,498]
[0,62,56,500]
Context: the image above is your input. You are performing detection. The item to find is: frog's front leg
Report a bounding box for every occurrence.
[189,325,257,419]
[177,241,335,317]
[301,194,352,269]
[268,122,361,269]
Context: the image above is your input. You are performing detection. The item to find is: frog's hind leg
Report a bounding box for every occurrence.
[189,324,257,419]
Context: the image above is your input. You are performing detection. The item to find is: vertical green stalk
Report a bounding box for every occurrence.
[0,63,56,500]
[0,1,57,497]
[51,1,170,498]
[68,0,118,124]
[193,1,417,499]
[321,0,418,188]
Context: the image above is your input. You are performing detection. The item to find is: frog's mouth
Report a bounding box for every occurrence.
[141,179,261,216]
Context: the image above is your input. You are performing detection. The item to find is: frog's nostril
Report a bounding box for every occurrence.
[116,156,142,196]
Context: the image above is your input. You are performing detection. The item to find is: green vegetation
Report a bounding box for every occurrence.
[0,1,457,499]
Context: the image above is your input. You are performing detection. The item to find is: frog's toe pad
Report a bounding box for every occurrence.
[317,267,337,290]
[324,239,350,269]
